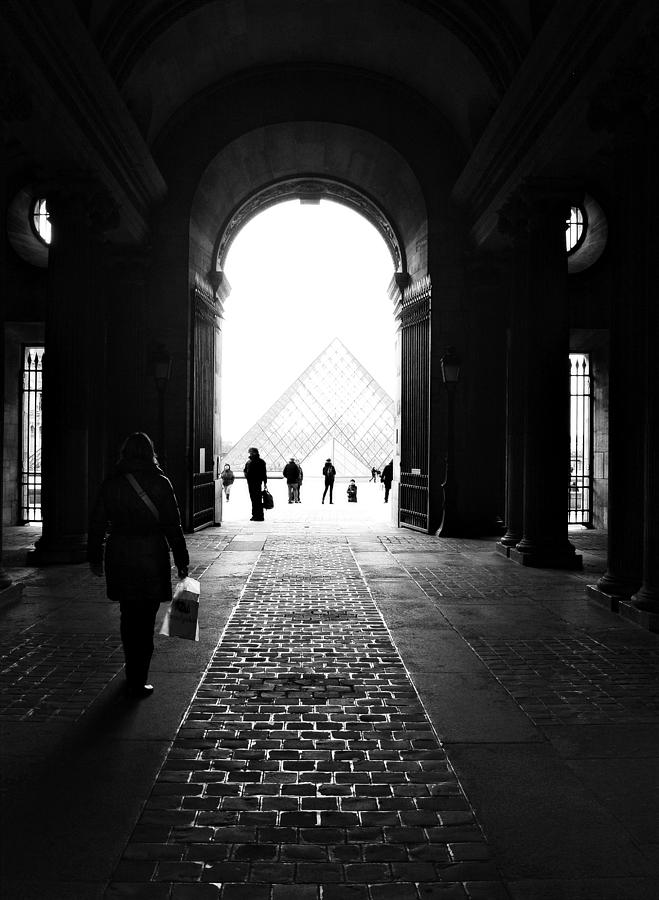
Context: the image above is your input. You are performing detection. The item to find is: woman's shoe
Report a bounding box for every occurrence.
[126,683,154,699]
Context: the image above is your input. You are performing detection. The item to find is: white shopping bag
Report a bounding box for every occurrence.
[160,576,200,641]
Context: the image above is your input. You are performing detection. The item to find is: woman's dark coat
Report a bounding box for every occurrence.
[88,458,189,603]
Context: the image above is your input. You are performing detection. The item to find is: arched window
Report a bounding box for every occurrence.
[31,198,51,246]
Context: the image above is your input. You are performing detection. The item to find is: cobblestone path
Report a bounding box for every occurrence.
[108,536,505,899]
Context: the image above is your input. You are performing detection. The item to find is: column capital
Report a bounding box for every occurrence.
[36,175,120,236]
[498,178,582,243]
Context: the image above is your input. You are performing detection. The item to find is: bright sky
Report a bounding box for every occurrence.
[221,200,397,443]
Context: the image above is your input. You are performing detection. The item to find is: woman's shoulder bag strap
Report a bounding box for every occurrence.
[124,473,160,522]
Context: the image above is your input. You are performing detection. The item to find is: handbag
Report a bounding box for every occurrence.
[262,488,274,510]
[160,576,200,641]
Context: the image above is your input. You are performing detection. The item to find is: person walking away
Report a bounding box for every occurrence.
[295,459,303,503]
[244,447,268,521]
[220,463,235,501]
[381,459,394,503]
[283,457,300,503]
[347,479,358,502]
[322,458,336,504]
[370,467,377,482]
[88,432,189,699]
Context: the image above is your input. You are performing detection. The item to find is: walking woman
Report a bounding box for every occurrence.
[88,432,189,698]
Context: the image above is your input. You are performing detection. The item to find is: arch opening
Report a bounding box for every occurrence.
[218,198,398,523]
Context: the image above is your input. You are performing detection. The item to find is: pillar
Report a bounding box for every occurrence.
[625,90,659,625]
[30,182,112,564]
[586,66,650,606]
[505,180,581,569]
[495,217,528,554]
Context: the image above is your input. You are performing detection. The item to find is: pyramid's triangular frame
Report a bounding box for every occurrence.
[225,338,394,473]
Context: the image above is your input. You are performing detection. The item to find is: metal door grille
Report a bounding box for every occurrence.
[569,353,592,526]
[21,347,43,523]
[399,276,431,531]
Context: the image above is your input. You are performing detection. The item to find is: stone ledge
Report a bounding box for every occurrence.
[585,584,619,612]
[618,600,659,634]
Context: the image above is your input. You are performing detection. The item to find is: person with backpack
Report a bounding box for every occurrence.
[322,458,336,504]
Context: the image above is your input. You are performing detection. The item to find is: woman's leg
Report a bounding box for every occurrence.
[120,596,161,691]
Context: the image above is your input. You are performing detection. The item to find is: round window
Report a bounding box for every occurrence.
[31,198,51,245]
[565,206,586,255]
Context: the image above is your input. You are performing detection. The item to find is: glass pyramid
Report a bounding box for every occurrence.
[225,338,394,475]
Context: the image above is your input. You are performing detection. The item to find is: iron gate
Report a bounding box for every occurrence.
[189,279,218,531]
[21,346,43,523]
[399,276,431,531]
[569,353,592,526]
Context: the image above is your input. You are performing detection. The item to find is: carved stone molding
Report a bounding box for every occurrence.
[401,274,431,327]
[215,176,404,273]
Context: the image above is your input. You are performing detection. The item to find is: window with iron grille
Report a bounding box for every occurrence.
[21,346,43,523]
[569,353,592,526]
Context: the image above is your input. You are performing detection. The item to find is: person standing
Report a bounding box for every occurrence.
[347,479,358,502]
[88,432,189,699]
[244,447,268,521]
[283,457,300,503]
[322,458,336,504]
[295,459,303,503]
[220,463,235,501]
[381,459,394,503]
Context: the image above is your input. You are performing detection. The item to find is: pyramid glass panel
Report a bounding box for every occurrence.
[225,338,394,475]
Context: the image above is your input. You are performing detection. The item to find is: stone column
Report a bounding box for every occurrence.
[30,182,113,564]
[586,66,650,605]
[626,92,659,625]
[495,215,528,554]
[507,180,581,569]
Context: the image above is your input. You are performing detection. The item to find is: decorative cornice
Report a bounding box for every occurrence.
[401,274,431,327]
[193,273,220,325]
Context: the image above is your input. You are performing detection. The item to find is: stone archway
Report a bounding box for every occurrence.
[186,121,429,529]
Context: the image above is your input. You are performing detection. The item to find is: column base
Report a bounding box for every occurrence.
[586,584,620,612]
[509,546,582,570]
[27,534,88,566]
[0,581,23,610]
[495,541,511,558]
[618,600,659,633]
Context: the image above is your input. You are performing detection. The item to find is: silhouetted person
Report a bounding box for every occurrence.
[295,459,303,503]
[244,447,267,521]
[322,458,336,504]
[88,432,189,699]
[381,459,394,503]
[370,467,377,482]
[347,479,358,502]
[283,457,300,503]
[220,463,235,501]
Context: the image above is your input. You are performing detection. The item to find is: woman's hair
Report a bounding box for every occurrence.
[119,432,158,465]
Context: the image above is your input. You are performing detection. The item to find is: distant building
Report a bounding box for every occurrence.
[227,338,394,476]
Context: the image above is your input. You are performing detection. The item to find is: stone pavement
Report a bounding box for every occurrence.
[1,496,658,899]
